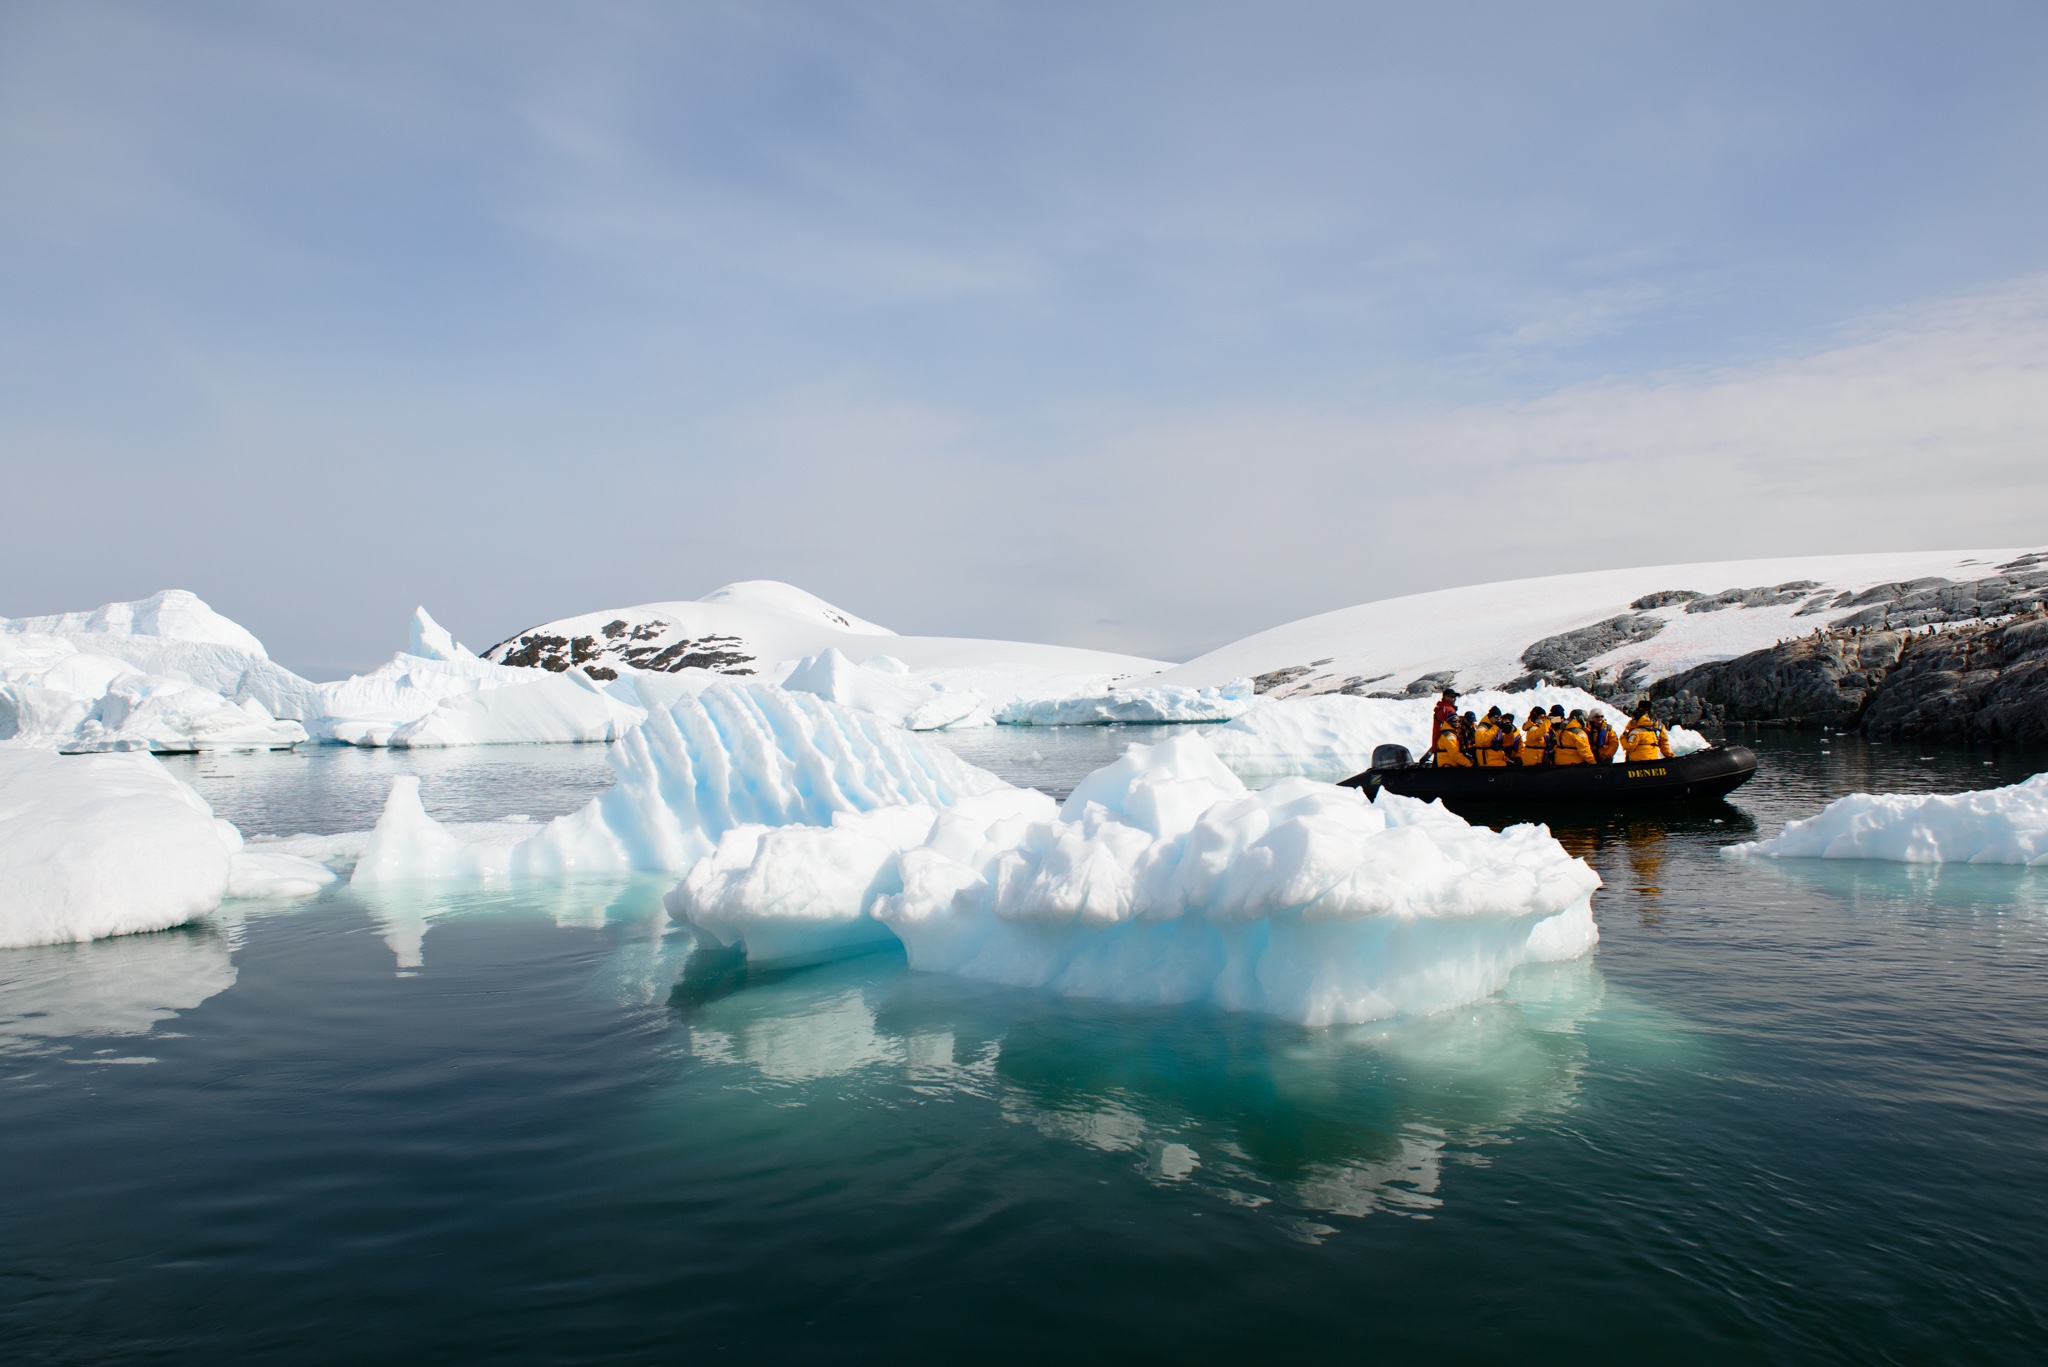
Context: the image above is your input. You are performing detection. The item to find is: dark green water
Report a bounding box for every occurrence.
[2,732,2045,1364]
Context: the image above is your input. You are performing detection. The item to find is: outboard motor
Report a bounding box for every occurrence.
[1371,743,1412,771]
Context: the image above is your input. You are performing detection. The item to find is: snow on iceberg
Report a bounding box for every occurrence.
[0,749,333,949]
[668,732,1601,1025]
[349,684,1007,886]
[781,649,991,730]
[1202,686,1706,784]
[993,680,1255,726]
[1727,773,2048,864]
[0,590,313,752]
[312,608,647,747]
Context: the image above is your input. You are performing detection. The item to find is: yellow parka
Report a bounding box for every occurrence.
[1521,717,1552,763]
[1472,720,1516,766]
[1548,720,1595,766]
[1433,724,1474,767]
[1621,717,1673,761]
[1586,714,1619,764]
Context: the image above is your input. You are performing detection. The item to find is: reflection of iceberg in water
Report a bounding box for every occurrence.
[350,878,671,973]
[667,949,1607,1229]
[0,926,238,1057]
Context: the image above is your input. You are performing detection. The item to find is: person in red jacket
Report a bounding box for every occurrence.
[1431,687,1459,746]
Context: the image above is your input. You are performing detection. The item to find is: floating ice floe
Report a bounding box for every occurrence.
[0,749,334,949]
[1202,686,1707,784]
[311,608,647,747]
[348,683,1006,886]
[1,590,312,752]
[1728,773,2048,864]
[781,649,992,730]
[664,720,1601,1026]
[993,680,1255,726]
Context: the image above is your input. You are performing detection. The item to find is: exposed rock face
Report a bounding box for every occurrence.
[486,618,759,680]
[1651,631,1904,730]
[1858,616,2048,744]
[1681,581,1822,614]
[1520,613,1666,676]
[1649,608,2048,741]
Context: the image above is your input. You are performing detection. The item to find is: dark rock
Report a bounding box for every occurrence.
[1858,615,2048,744]
[1684,582,1823,614]
[1404,670,1458,696]
[1631,590,1702,610]
[1520,613,1665,676]
[1651,630,1904,730]
[1251,665,1313,694]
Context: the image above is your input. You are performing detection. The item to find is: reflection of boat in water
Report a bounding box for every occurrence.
[1342,743,1758,810]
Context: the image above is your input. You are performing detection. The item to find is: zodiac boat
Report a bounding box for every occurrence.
[1340,743,1758,808]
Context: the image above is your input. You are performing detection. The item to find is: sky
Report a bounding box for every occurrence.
[2,0,2045,678]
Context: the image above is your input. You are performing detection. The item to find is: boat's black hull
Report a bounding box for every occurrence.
[1340,744,1758,808]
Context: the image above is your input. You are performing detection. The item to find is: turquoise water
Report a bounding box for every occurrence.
[2,732,2046,1364]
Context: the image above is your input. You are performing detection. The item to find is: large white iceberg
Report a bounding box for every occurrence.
[1,590,312,752]
[349,683,1007,886]
[667,726,1601,1026]
[1728,773,2048,864]
[0,749,333,949]
[1202,687,1707,784]
[311,608,647,747]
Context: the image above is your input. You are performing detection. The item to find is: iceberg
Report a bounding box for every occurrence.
[1728,773,2048,864]
[664,722,1601,1026]
[1,590,313,752]
[781,649,992,730]
[0,749,333,948]
[349,683,1007,886]
[312,608,648,747]
[993,680,1255,726]
[1202,687,1707,784]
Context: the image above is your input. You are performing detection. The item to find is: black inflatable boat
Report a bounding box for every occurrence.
[1340,743,1758,808]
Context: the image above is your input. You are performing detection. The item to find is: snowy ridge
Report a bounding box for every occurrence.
[1160,548,2048,699]
[1728,773,2048,864]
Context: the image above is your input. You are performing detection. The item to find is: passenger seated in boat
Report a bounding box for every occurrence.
[1521,707,1552,761]
[1622,707,1674,761]
[1473,708,1516,766]
[1431,687,1459,744]
[1585,711,1619,764]
[1549,710,1595,766]
[1432,715,1474,766]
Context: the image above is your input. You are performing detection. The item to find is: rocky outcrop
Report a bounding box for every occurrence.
[1650,630,1904,730]
[1647,607,2048,741]
[1857,616,2048,744]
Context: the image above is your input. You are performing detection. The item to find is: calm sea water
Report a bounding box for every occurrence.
[2,731,2045,1365]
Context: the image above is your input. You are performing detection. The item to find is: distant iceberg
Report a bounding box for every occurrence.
[1,590,310,753]
[1728,773,2048,864]
[994,680,1255,726]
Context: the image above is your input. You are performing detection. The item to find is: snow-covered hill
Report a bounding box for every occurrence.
[483,579,1162,681]
[1158,549,2048,699]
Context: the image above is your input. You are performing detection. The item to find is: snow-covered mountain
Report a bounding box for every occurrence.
[1157,549,2048,699]
[482,579,1161,681]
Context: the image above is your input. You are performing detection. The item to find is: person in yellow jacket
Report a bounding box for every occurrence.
[1433,717,1474,766]
[1472,708,1516,766]
[1548,710,1596,766]
[1585,711,1619,764]
[1520,707,1552,763]
[1621,707,1673,761]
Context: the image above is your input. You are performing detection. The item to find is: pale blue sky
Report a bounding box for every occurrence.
[3,1,2045,676]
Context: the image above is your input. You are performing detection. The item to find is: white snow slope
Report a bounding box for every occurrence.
[1728,773,2048,864]
[1,590,312,752]
[0,748,333,948]
[1158,549,2048,698]
[480,580,1173,733]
